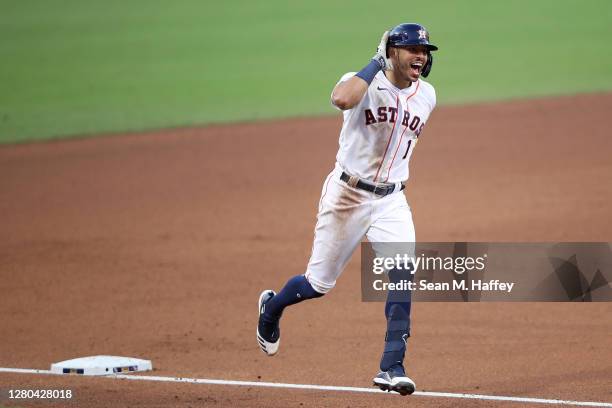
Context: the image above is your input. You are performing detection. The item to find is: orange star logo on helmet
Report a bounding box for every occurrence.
[418,29,428,40]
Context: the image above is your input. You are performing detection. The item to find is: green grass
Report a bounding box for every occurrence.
[1,0,611,143]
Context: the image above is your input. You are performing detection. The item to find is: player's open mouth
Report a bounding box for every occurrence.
[409,61,423,76]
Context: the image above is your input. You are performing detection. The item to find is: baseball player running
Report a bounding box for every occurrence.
[257,23,438,396]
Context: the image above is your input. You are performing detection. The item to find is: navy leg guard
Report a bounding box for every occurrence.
[380,268,413,372]
[380,304,410,371]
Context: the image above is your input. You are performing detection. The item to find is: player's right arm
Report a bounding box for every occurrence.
[331,31,393,111]
[331,77,369,110]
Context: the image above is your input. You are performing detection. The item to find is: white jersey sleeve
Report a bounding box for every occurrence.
[330,72,357,110]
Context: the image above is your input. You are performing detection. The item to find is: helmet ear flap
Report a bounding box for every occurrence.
[422,51,433,77]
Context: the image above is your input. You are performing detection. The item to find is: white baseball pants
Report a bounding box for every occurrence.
[305,164,415,294]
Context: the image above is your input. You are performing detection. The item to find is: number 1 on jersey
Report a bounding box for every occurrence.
[402,140,413,160]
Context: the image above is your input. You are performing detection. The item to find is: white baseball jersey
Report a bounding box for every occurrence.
[333,70,436,184]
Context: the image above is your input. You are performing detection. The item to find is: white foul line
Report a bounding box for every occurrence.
[1,367,611,407]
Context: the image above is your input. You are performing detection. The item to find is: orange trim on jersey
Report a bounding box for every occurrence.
[384,125,410,182]
[405,79,420,101]
[373,94,400,182]
[319,172,333,205]
[383,80,420,182]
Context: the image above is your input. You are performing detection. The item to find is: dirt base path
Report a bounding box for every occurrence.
[1,93,611,407]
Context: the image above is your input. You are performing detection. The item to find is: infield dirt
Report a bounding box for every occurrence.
[1,93,611,407]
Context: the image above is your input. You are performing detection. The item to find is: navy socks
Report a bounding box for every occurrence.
[264,275,324,320]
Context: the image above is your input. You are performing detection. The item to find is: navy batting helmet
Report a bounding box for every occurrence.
[386,23,438,77]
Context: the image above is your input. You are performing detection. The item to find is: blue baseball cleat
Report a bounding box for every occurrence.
[257,290,280,356]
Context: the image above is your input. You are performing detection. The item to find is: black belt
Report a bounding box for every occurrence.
[340,171,404,197]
